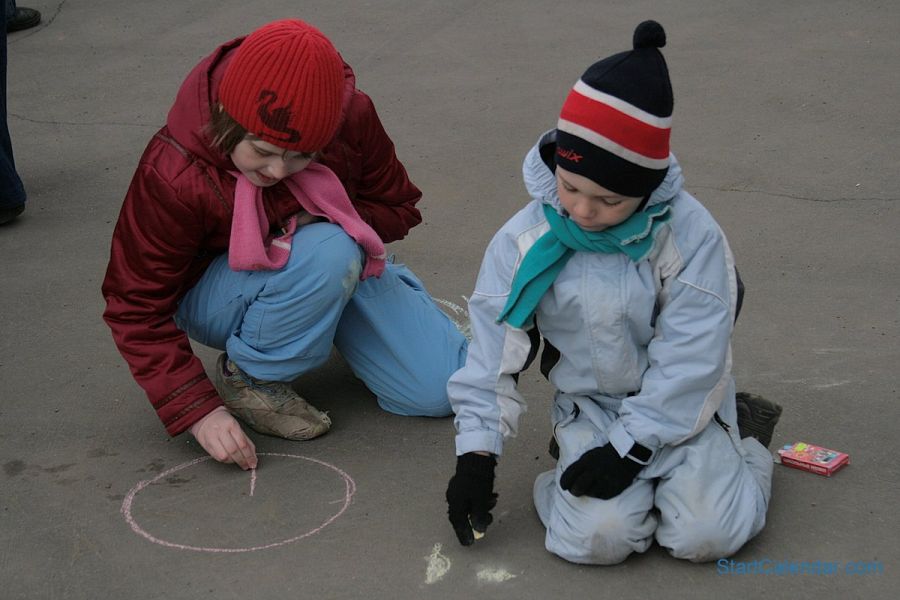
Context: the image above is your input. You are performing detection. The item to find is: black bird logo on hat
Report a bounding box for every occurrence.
[257,90,302,144]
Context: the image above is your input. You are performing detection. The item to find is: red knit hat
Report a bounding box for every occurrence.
[219,19,344,152]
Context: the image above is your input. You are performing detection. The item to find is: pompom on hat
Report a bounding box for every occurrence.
[219,19,344,153]
[555,20,674,197]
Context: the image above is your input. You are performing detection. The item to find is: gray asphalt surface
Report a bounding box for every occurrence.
[1,1,898,598]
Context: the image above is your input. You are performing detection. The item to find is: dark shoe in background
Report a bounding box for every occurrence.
[0,204,24,224]
[7,7,41,33]
[736,392,782,449]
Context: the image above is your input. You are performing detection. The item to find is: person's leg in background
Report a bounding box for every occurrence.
[0,0,27,225]
[6,2,41,34]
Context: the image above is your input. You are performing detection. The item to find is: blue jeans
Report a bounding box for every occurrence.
[1,0,26,210]
[175,222,467,417]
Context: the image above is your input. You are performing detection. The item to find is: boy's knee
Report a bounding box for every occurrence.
[545,497,654,565]
[655,450,770,563]
[657,515,742,562]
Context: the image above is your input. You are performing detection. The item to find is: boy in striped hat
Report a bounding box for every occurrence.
[445,21,779,564]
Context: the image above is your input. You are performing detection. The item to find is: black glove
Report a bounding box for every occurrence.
[445,453,498,545]
[559,442,650,499]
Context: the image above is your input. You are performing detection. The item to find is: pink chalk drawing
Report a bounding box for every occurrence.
[121,452,356,553]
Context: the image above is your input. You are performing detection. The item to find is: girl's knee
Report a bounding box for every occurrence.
[288,223,360,265]
[282,224,362,297]
[377,387,453,417]
[414,369,458,416]
[377,343,464,418]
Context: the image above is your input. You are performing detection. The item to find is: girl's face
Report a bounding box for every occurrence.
[555,166,644,231]
[230,136,314,187]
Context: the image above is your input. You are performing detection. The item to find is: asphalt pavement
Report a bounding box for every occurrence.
[1,1,898,598]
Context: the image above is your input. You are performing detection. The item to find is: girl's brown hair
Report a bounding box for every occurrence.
[205,103,247,155]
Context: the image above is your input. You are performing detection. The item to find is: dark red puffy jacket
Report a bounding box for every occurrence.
[102,36,422,435]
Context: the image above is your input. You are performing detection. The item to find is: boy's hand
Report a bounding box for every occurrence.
[559,442,648,499]
[446,453,498,545]
[190,407,258,470]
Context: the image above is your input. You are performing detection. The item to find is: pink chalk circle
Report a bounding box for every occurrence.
[121,452,356,553]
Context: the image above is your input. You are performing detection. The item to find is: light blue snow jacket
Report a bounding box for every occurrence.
[448,130,739,459]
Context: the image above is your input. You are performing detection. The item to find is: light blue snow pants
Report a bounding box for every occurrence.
[533,392,773,564]
[174,223,467,417]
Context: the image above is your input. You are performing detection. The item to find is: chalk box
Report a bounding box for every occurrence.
[777,441,849,477]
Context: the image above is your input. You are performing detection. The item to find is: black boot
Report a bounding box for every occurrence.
[0,204,24,225]
[735,392,782,449]
[7,7,41,33]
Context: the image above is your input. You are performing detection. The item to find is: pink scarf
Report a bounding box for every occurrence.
[228,162,386,279]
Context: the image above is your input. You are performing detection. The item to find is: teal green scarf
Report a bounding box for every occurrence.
[497,202,671,328]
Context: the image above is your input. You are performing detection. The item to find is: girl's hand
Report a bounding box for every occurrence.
[190,407,258,470]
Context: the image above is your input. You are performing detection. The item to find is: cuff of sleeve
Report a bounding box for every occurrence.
[607,420,655,465]
[164,384,223,436]
[607,420,637,459]
[455,430,504,457]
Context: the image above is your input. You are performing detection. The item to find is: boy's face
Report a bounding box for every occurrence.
[556,167,644,231]
[230,136,314,187]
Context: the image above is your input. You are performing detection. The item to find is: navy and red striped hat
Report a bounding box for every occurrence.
[555,20,673,197]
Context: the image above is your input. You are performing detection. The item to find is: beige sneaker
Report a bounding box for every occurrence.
[213,354,331,440]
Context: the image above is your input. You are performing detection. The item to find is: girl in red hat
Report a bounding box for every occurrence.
[102,20,467,469]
